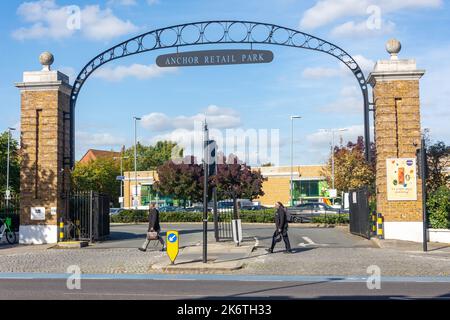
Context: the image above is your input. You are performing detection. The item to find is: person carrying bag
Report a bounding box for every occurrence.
[266,202,293,254]
[139,203,165,252]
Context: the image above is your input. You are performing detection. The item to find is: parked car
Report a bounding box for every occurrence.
[288,203,341,223]
[241,205,268,211]
[158,206,183,213]
[109,208,124,216]
[184,206,212,213]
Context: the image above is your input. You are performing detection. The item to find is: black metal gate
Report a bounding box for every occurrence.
[65,191,110,242]
[0,193,20,232]
[349,187,371,239]
[213,197,235,241]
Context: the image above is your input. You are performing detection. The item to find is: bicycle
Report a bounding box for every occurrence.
[0,217,17,244]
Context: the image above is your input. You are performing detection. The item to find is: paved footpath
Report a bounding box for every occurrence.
[0,223,449,277]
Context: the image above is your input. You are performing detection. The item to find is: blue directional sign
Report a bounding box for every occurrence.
[116,176,125,181]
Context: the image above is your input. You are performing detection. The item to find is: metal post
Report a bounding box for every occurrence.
[133,117,141,209]
[213,188,219,242]
[290,116,301,206]
[421,137,428,252]
[203,121,209,263]
[5,128,16,211]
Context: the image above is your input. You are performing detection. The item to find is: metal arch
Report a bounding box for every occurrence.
[70,20,371,167]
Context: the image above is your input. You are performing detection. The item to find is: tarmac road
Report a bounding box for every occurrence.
[0,276,449,300]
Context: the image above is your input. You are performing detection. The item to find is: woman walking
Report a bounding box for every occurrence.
[139,203,165,252]
[266,202,293,254]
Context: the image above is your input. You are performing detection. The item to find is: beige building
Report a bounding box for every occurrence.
[123,165,328,209]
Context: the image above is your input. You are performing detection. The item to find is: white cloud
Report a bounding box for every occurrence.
[76,131,126,146]
[13,0,138,41]
[300,0,442,30]
[320,85,363,114]
[92,63,176,82]
[141,105,241,132]
[302,55,374,80]
[107,0,137,6]
[331,19,395,38]
[302,67,345,79]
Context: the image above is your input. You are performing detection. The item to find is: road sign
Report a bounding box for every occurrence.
[156,49,274,68]
[166,230,179,264]
[116,176,125,181]
[329,189,337,198]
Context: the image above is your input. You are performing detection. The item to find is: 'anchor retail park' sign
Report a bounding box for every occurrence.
[156,49,274,67]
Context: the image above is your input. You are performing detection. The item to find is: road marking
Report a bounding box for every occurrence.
[302,236,315,245]
[253,237,259,247]
[2,273,450,283]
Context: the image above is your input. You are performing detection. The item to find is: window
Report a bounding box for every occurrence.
[297,180,320,197]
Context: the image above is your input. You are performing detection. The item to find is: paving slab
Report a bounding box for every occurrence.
[151,242,255,272]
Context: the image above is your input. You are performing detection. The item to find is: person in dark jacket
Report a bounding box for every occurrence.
[139,203,165,252]
[266,202,293,254]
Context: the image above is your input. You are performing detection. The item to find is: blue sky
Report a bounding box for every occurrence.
[1,0,449,165]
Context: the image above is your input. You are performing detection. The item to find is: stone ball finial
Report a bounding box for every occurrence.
[39,51,54,71]
[386,39,401,60]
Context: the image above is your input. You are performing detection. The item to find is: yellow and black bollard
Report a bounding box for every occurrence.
[371,212,377,236]
[377,213,384,239]
[59,218,65,242]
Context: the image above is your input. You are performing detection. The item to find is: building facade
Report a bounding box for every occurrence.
[123,165,329,209]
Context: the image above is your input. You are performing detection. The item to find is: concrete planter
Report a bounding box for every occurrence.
[428,228,450,244]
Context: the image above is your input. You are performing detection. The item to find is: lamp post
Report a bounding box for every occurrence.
[6,127,16,210]
[133,117,141,209]
[323,128,348,203]
[114,154,129,208]
[290,116,302,207]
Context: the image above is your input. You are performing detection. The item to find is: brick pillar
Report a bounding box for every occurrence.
[15,52,72,244]
[368,40,425,242]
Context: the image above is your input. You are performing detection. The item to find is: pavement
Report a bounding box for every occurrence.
[0,223,449,277]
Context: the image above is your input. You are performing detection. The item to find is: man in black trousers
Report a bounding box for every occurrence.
[267,202,293,254]
[139,203,165,252]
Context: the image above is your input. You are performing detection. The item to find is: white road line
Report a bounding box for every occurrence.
[302,236,315,245]
[254,237,259,247]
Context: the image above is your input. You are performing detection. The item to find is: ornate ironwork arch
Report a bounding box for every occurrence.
[70,20,371,167]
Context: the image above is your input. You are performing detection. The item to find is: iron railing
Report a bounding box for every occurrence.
[349,187,371,239]
[0,193,20,232]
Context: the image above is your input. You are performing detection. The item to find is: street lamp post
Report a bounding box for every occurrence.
[6,127,16,210]
[133,117,141,209]
[114,154,129,208]
[290,116,302,207]
[323,128,348,203]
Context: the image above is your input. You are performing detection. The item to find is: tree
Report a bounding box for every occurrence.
[123,141,182,171]
[0,131,20,193]
[154,154,265,206]
[426,141,450,193]
[213,155,265,201]
[153,156,203,206]
[322,136,375,192]
[427,186,450,229]
[71,158,121,205]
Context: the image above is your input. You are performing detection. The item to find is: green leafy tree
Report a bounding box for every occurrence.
[0,131,20,193]
[153,156,203,206]
[322,136,375,193]
[427,186,450,229]
[71,158,121,205]
[213,154,265,201]
[426,141,450,193]
[123,141,183,171]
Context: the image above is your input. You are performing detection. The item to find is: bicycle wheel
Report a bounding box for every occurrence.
[6,230,17,244]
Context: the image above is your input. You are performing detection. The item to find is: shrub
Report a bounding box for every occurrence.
[111,209,276,224]
[427,186,450,229]
[311,214,350,225]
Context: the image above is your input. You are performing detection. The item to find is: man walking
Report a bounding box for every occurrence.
[267,202,293,254]
[139,203,165,252]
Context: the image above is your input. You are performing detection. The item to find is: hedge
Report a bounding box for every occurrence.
[111,209,276,224]
[311,214,350,225]
[427,186,450,229]
[110,209,350,225]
